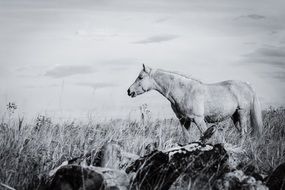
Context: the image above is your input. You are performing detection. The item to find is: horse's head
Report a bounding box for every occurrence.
[127,64,154,98]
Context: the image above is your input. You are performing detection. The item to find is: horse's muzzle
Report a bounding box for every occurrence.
[127,89,136,97]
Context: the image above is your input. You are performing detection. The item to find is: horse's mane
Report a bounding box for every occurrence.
[156,69,202,84]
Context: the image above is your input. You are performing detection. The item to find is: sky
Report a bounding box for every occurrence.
[0,0,284,120]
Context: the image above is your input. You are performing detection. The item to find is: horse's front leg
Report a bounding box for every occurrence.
[179,117,192,143]
[171,104,192,143]
[193,117,207,136]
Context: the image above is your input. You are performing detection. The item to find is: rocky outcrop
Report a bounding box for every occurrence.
[39,165,130,190]
[40,126,275,190]
[213,170,268,190]
[48,165,105,190]
[126,142,269,190]
[127,143,228,190]
[266,162,285,190]
[42,142,269,190]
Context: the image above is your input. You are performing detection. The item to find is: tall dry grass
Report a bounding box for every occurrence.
[0,106,284,190]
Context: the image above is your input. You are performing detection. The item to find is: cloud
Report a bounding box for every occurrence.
[155,17,170,23]
[133,34,178,44]
[260,71,285,83]
[271,71,285,81]
[236,14,266,20]
[243,45,285,68]
[246,14,266,20]
[45,65,95,78]
[76,82,116,90]
[243,45,285,82]
[25,84,60,89]
[102,58,136,66]
[16,64,49,72]
[257,47,285,58]
[0,65,9,77]
[96,58,140,71]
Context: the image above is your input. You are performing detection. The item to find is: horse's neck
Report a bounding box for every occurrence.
[152,70,196,104]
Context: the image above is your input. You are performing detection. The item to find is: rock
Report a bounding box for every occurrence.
[92,167,130,190]
[49,142,139,176]
[126,143,229,190]
[41,142,137,190]
[199,125,217,143]
[144,141,159,155]
[44,165,130,190]
[99,143,123,169]
[237,164,264,182]
[125,126,269,190]
[213,170,268,190]
[266,162,285,190]
[48,165,105,190]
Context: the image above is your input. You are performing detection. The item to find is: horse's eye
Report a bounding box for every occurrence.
[138,76,143,80]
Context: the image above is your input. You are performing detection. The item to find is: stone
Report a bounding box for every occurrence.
[266,162,285,190]
[126,143,229,190]
[213,170,268,190]
[48,165,105,190]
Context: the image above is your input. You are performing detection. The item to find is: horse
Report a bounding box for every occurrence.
[127,64,263,143]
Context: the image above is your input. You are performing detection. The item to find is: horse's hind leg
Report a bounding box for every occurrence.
[231,110,241,132]
[237,109,248,145]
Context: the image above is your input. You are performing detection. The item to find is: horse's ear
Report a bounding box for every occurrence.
[142,64,151,74]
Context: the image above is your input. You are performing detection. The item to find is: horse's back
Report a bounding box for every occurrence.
[207,80,254,99]
[203,80,255,122]
[218,80,255,106]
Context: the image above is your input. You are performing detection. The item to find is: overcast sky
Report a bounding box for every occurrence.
[0,0,284,120]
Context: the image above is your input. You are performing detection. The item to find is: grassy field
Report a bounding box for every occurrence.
[0,106,285,190]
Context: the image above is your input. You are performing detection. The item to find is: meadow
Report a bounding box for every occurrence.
[0,104,285,190]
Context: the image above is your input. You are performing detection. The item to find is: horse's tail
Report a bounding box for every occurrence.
[250,94,263,138]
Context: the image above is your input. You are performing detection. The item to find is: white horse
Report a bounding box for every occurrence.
[127,64,263,142]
